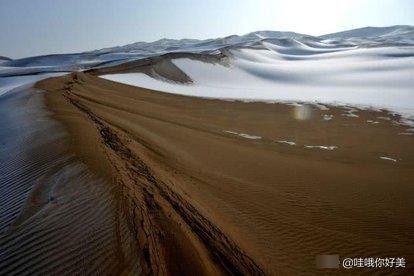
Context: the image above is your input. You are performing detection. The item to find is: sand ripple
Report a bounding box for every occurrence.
[0,87,139,274]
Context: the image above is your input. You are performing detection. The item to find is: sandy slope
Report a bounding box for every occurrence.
[32,72,414,275]
[0,86,140,274]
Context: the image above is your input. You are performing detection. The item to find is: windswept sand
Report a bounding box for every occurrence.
[0,86,139,275]
[33,72,414,275]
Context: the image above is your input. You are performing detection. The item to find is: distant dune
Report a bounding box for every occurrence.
[320,25,414,39]
[0,56,11,61]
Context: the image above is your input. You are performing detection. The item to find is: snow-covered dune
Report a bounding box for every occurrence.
[320,25,414,41]
[2,25,414,121]
[101,44,414,120]
[320,25,414,46]
[3,26,412,76]
[0,73,66,97]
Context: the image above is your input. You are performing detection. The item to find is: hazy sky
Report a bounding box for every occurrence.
[1,0,413,58]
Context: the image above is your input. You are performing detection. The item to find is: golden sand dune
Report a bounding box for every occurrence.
[4,72,407,275]
[0,88,139,274]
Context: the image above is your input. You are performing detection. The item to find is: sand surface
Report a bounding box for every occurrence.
[0,86,140,275]
[28,72,414,274]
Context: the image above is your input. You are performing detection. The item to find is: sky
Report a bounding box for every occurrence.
[1,0,413,58]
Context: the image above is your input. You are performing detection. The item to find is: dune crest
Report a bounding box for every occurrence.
[30,72,414,274]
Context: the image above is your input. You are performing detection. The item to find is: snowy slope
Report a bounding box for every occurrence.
[320,25,414,46]
[102,44,414,120]
[2,26,413,77]
[2,26,414,122]
[320,25,414,40]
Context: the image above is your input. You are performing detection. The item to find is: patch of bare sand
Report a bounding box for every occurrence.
[0,87,139,275]
[36,73,414,275]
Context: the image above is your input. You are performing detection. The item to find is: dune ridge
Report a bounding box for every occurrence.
[39,73,264,275]
[0,86,140,275]
[30,72,414,274]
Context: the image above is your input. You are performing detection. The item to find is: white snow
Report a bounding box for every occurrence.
[276,140,296,146]
[377,116,391,121]
[379,156,398,162]
[323,114,334,121]
[101,46,414,122]
[0,73,66,97]
[305,145,338,150]
[224,131,261,140]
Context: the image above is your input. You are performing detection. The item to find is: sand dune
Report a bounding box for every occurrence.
[1,26,414,275]
[27,72,414,274]
[0,86,140,274]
